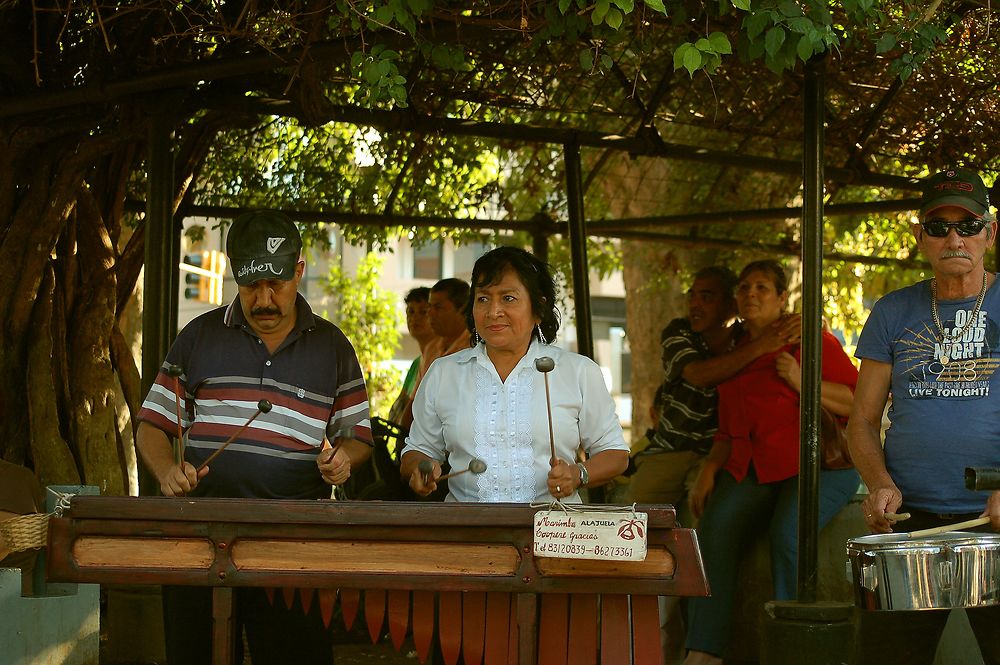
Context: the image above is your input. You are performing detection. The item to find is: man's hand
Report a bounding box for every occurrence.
[158,462,208,497]
[983,490,1000,532]
[758,313,801,353]
[317,446,352,486]
[775,352,801,391]
[861,486,903,534]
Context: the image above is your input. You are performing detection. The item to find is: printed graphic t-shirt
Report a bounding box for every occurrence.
[855,276,1000,513]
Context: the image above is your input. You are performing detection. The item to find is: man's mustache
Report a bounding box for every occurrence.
[251,307,281,317]
[941,250,972,260]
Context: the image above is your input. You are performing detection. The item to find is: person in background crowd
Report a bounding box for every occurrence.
[684,259,859,665]
[848,168,1000,665]
[136,210,373,665]
[400,277,471,428]
[388,286,436,424]
[628,265,799,664]
[401,246,628,502]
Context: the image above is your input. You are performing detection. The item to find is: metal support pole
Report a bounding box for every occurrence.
[563,142,594,360]
[141,111,175,494]
[797,53,826,604]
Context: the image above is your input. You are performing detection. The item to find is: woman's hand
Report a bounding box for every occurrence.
[547,459,577,500]
[775,351,801,391]
[689,465,718,519]
[408,459,441,497]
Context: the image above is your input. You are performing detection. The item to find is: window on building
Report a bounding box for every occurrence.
[453,240,492,280]
[413,241,443,280]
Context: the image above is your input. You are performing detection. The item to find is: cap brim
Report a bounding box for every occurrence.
[232,255,298,285]
[921,195,988,219]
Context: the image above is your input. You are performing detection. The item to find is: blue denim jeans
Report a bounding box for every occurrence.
[685,466,860,656]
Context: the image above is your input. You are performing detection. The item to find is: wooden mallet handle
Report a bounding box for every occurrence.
[195,400,272,472]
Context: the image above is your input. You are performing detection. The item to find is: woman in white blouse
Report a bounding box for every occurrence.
[400,247,628,503]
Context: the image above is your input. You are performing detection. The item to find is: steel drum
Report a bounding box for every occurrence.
[847,532,1000,610]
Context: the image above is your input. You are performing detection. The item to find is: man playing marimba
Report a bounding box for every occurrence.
[137,210,373,665]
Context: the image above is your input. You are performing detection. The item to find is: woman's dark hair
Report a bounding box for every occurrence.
[466,246,561,344]
[738,259,789,296]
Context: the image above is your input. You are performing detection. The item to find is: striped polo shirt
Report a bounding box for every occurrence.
[646,317,725,455]
[138,294,372,499]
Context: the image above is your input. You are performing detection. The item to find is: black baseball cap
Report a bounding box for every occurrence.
[920,168,994,220]
[225,211,302,286]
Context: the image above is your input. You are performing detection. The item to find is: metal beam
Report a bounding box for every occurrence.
[563,143,594,360]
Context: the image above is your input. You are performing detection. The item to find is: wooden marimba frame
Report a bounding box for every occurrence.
[47,497,707,665]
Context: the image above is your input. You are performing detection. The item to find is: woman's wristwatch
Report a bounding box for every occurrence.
[576,462,589,488]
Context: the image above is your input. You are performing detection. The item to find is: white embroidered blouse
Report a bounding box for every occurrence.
[401,340,628,502]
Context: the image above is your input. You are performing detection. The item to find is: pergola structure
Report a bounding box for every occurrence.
[3,2,999,607]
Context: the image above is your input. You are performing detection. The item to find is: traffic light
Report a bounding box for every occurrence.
[180,251,227,304]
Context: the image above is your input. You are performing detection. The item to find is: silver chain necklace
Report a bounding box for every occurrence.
[931,272,988,364]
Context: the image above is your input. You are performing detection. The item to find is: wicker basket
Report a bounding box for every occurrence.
[0,512,49,552]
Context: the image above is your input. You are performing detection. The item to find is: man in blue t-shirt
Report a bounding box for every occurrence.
[848,168,1000,665]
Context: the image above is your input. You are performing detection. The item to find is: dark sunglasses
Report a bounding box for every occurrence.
[921,218,988,238]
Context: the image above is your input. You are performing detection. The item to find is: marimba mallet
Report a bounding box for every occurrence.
[534,356,557,467]
[165,364,185,466]
[196,399,272,472]
[436,459,488,482]
[884,512,910,523]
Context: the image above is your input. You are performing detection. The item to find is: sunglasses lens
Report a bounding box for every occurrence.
[922,221,949,237]
[958,220,986,236]
[922,219,986,237]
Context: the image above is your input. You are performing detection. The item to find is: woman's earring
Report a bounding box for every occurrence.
[473,330,482,345]
[535,323,547,345]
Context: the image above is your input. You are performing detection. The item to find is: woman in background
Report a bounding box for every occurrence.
[684,259,860,665]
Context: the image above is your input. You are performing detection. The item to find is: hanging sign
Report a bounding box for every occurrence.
[533,508,647,562]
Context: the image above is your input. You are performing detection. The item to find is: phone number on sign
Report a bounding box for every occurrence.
[592,545,634,558]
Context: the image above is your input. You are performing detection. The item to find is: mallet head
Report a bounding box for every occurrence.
[468,458,487,474]
[418,460,434,475]
[257,399,272,413]
[534,356,555,373]
[165,364,184,377]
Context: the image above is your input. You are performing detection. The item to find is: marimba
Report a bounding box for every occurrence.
[47,497,707,665]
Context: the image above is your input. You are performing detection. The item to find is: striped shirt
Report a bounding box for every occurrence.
[138,295,372,499]
[646,318,724,455]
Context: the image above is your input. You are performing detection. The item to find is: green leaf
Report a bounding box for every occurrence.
[580,49,595,71]
[612,0,634,11]
[745,12,770,40]
[796,34,814,62]
[786,17,813,34]
[643,0,668,15]
[683,46,702,75]
[593,0,610,24]
[559,0,572,13]
[731,0,751,10]
[606,7,623,29]
[707,31,732,54]
[673,43,693,70]
[778,0,803,17]
[875,32,897,54]
[764,26,786,57]
[600,53,614,69]
[695,37,712,52]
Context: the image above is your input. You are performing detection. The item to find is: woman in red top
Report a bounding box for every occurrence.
[683,260,860,665]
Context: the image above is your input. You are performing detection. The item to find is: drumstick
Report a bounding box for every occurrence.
[196,400,272,472]
[884,512,910,523]
[436,459,488,482]
[907,516,990,539]
[166,364,185,466]
[534,357,557,466]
